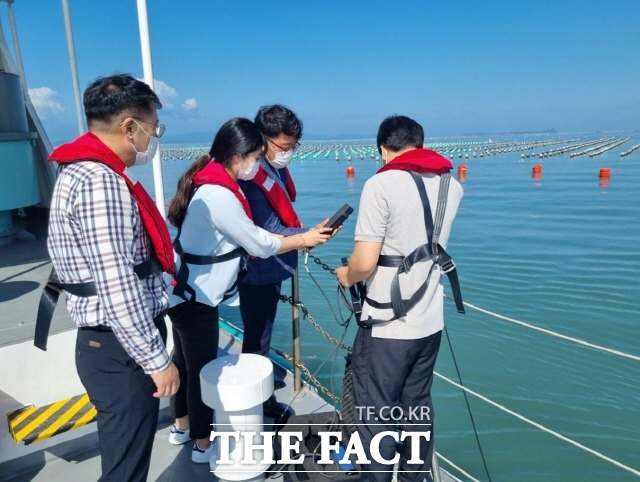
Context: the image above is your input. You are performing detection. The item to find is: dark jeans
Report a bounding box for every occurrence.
[75,316,167,482]
[351,327,442,482]
[168,301,219,440]
[239,281,282,357]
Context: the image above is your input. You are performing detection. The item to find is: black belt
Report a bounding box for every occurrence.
[78,311,167,334]
[34,262,163,351]
[79,324,113,332]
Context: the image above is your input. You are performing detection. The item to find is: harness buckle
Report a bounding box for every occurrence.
[46,281,65,294]
[438,255,456,273]
[401,256,413,274]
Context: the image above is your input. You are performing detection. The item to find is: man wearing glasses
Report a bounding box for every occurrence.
[237,104,308,420]
[46,74,179,481]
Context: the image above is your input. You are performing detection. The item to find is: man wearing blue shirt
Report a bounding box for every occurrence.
[238,105,306,419]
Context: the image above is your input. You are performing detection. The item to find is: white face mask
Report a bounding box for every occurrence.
[269,148,293,169]
[129,122,159,166]
[237,156,259,180]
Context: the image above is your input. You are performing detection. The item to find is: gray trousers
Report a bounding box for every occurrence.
[351,327,442,482]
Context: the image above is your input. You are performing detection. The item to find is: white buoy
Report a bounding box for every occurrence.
[201,354,274,481]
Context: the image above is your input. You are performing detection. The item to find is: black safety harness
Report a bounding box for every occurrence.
[171,186,247,303]
[34,258,162,351]
[172,236,246,303]
[361,171,464,327]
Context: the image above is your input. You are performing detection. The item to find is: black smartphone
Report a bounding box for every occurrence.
[325,203,353,231]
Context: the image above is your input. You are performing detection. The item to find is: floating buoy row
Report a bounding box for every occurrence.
[533,137,607,158]
[569,137,625,158]
[159,136,637,164]
[588,137,631,157]
[620,143,640,157]
[295,144,382,162]
[160,145,208,161]
[440,138,574,160]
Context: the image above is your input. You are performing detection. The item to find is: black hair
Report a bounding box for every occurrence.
[254,104,303,140]
[83,73,162,123]
[168,118,266,227]
[208,117,266,167]
[376,115,424,154]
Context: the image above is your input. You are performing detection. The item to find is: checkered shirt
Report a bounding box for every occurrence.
[47,161,170,374]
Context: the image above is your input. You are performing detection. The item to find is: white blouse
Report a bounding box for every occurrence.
[167,184,281,308]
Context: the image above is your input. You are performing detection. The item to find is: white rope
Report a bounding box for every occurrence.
[435,372,640,478]
[436,452,481,482]
[449,296,640,362]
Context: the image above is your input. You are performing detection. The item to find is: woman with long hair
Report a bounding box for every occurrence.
[165,117,331,463]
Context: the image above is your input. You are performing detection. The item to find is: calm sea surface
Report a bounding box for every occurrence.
[142,134,640,482]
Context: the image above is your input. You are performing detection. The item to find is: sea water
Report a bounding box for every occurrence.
[145,134,640,482]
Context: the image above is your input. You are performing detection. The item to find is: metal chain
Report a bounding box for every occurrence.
[305,251,337,275]
[279,295,351,352]
[271,253,351,405]
[274,348,341,405]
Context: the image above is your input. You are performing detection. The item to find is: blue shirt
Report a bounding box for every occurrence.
[238,158,306,285]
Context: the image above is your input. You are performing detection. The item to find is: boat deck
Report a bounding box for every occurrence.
[4,326,337,482]
[0,208,71,348]
[0,208,459,482]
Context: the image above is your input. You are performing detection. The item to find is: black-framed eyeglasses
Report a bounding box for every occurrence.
[268,138,300,152]
[134,118,166,138]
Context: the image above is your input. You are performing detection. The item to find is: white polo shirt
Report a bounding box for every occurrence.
[355,170,463,339]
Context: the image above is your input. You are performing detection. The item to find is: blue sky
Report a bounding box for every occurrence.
[2,0,639,145]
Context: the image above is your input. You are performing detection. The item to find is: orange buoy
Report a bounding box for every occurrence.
[599,167,611,179]
[346,166,355,177]
[532,164,542,179]
[457,164,467,182]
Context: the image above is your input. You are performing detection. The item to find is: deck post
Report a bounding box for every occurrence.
[291,266,302,393]
[61,0,86,135]
[135,0,166,218]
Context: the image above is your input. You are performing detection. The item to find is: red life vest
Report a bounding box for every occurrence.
[49,132,176,275]
[192,161,253,220]
[249,165,301,227]
[376,147,453,175]
[172,160,252,303]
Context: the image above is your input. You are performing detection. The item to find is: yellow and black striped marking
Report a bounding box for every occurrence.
[6,393,97,445]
